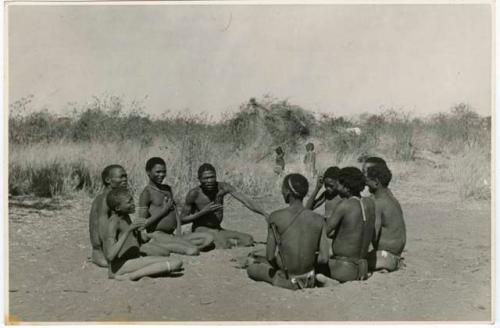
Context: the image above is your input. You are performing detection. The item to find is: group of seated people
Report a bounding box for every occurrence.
[89,155,406,289]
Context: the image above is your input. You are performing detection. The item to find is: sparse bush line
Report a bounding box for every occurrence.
[8,95,491,201]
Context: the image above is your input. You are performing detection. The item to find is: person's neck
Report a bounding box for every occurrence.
[374,187,391,199]
[288,197,303,209]
[148,180,162,189]
[348,192,361,198]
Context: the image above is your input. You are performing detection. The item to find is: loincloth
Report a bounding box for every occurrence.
[369,249,402,272]
[331,256,369,281]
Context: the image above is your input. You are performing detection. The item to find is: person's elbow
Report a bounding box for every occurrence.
[317,251,329,264]
[104,249,113,262]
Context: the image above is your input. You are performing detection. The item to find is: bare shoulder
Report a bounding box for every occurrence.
[185,187,200,202]
[363,196,376,208]
[159,184,172,193]
[218,181,235,193]
[268,208,287,224]
[305,210,325,226]
[308,210,325,221]
[139,185,151,197]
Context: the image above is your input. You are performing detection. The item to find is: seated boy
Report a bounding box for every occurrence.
[181,163,269,249]
[316,167,376,286]
[306,166,343,218]
[246,174,329,290]
[364,163,406,272]
[138,157,214,255]
[104,187,183,281]
[89,164,128,267]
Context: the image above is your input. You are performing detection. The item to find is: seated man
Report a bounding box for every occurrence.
[306,166,343,218]
[180,163,269,249]
[138,157,213,255]
[364,163,406,272]
[361,157,387,197]
[89,164,128,267]
[316,167,376,286]
[104,188,183,281]
[246,174,329,290]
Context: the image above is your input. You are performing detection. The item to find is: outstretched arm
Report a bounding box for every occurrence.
[305,175,324,210]
[225,183,269,219]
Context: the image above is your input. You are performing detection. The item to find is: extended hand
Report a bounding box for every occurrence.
[160,197,175,214]
[129,218,147,231]
[202,202,223,214]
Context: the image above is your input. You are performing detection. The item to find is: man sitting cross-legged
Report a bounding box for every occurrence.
[180,163,269,249]
[364,163,406,272]
[246,174,329,290]
[316,167,376,286]
[137,157,214,256]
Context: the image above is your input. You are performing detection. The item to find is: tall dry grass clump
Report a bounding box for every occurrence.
[448,146,491,200]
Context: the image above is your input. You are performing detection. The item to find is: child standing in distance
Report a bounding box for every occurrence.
[104,188,183,281]
[274,147,285,175]
[246,174,329,290]
[364,163,406,272]
[89,164,128,267]
[138,157,214,255]
[303,142,317,179]
[316,167,376,286]
[306,166,343,219]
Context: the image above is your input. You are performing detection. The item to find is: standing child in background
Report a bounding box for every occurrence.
[303,142,317,180]
[274,147,285,175]
[104,187,183,281]
[138,157,214,255]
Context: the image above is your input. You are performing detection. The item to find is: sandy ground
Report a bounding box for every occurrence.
[7,163,492,322]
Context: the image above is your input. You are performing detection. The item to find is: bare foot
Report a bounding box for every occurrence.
[91,249,108,268]
[315,274,340,287]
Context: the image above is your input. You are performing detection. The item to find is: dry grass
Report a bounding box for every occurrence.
[448,146,491,200]
[8,96,491,201]
[8,139,279,201]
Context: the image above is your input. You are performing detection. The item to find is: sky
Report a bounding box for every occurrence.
[7,3,493,119]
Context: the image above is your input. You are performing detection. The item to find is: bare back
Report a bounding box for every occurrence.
[269,208,324,275]
[327,197,375,259]
[374,190,406,255]
[95,189,112,242]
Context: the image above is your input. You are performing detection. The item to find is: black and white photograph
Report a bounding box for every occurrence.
[5,1,493,323]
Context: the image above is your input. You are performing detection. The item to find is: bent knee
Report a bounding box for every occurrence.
[246,263,260,280]
[168,259,183,271]
[185,247,200,256]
